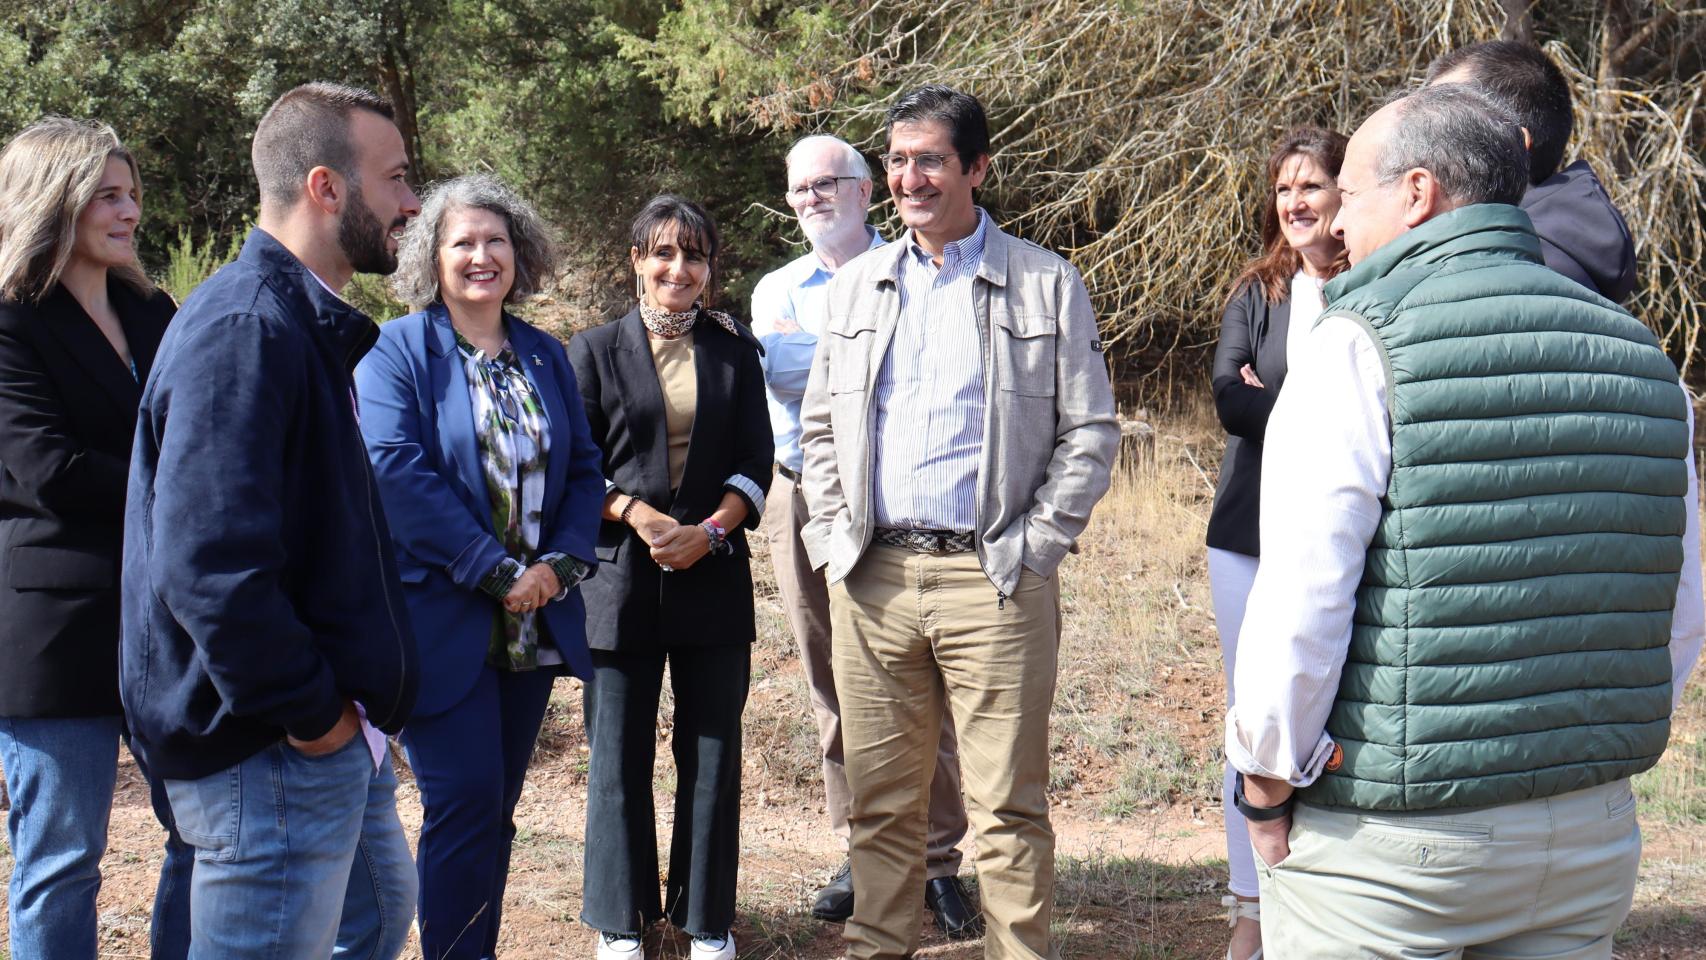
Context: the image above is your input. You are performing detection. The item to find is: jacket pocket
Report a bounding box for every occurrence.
[993,312,1057,397]
[825,312,876,394]
[8,544,113,590]
[393,564,430,584]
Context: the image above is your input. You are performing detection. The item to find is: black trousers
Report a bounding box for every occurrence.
[579,644,750,938]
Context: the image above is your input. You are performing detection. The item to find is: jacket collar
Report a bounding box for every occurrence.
[874,208,1010,288]
[240,228,379,370]
[421,301,546,359]
[1325,203,1542,302]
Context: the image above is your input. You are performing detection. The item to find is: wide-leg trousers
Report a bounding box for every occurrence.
[579,644,750,939]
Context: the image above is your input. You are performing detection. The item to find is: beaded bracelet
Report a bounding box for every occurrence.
[700,518,730,555]
[619,495,641,525]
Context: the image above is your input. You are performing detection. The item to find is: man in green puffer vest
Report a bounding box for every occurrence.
[1222,83,1705,959]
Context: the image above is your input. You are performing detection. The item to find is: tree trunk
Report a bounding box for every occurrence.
[377,1,424,179]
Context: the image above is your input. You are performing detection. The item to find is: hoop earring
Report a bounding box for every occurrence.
[635,273,646,301]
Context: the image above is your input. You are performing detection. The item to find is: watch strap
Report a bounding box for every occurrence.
[1233,773,1293,822]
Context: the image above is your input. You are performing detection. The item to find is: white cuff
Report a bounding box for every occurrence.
[1223,707,1339,789]
[725,473,766,519]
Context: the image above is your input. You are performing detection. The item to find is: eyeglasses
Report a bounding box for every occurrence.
[785,176,862,203]
[877,152,957,175]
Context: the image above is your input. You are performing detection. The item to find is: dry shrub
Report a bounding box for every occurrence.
[729,0,1705,375]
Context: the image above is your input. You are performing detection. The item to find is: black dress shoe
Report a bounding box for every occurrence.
[811,860,855,922]
[924,876,983,940]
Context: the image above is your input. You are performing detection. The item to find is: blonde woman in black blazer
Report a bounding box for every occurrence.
[567,195,770,960]
[0,118,189,960]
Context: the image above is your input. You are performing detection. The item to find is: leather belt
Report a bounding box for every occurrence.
[873,527,975,554]
[776,463,803,484]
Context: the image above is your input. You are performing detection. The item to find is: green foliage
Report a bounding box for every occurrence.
[161,228,242,304]
[1,0,788,320]
[614,0,849,126]
[345,273,409,322]
[5,0,1700,366]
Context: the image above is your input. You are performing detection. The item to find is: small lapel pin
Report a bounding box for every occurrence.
[531,353,543,367]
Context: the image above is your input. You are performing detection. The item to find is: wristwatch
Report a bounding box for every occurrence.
[1233,773,1293,822]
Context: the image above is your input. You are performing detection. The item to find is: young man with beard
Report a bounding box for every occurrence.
[750,134,979,936]
[120,82,423,959]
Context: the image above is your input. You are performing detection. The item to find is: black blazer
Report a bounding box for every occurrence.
[0,280,172,717]
[1206,280,1292,557]
[567,308,772,651]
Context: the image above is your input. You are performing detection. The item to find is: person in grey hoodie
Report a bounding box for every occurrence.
[1427,40,1638,303]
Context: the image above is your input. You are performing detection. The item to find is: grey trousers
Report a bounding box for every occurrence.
[766,472,967,877]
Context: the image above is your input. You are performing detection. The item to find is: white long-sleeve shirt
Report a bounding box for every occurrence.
[1225,314,1706,787]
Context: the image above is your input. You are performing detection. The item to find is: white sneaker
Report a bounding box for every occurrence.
[689,931,736,960]
[597,932,643,960]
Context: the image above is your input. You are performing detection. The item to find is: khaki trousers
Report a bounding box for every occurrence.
[766,476,967,878]
[1259,778,1643,960]
[831,544,1061,960]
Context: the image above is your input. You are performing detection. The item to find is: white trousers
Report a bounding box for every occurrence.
[1208,546,1261,898]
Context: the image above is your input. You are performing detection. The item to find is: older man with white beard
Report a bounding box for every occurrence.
[750,134,978,935]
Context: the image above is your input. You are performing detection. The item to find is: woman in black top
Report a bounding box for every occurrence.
[0,118,190,960]
[567,195,771,960]
[1207,125,1348,960]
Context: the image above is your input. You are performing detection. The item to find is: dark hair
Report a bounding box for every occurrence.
[1227,126,1350,305]
[630,194,721,306]
[1425,40,1571,184]
[1379,84,1530,206]
[251,82,396,208]
[885,84,991,171]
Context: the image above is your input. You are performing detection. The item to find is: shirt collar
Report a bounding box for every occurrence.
[905,207,988,270]
[795,224,886,285]
[304,265,350,305]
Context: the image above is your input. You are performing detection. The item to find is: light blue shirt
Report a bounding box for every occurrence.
[871,209,989,532]
[750,226,886,472]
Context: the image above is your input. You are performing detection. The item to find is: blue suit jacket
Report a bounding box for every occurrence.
[355,304,602,717]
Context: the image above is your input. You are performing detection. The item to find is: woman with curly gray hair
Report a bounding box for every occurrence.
[354,174,605,960]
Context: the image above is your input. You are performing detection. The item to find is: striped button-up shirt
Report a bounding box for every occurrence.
[871,210,989,532]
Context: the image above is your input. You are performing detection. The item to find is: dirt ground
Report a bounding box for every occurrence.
[20,720,1701,960]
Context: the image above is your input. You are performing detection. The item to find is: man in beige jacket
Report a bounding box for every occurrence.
[798,84,1118,960]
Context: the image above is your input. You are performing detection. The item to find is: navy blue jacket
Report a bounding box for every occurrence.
[1521,159,1637,304]
[354,305,602,717]
[121,229,418,781]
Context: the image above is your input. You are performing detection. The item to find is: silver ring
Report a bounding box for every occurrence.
[660,564,674,572]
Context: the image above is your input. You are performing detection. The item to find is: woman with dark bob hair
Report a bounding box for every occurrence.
[567,195,771,960]
[0,117,192,960]
[1206,125,1349,960]
[354,173,606,960]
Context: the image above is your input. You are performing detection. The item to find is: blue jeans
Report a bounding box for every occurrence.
[0,715,192,960]
[165,735,417,960]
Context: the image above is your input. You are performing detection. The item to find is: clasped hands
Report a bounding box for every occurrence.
[502,562,560,614]
[634,511,710,571]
